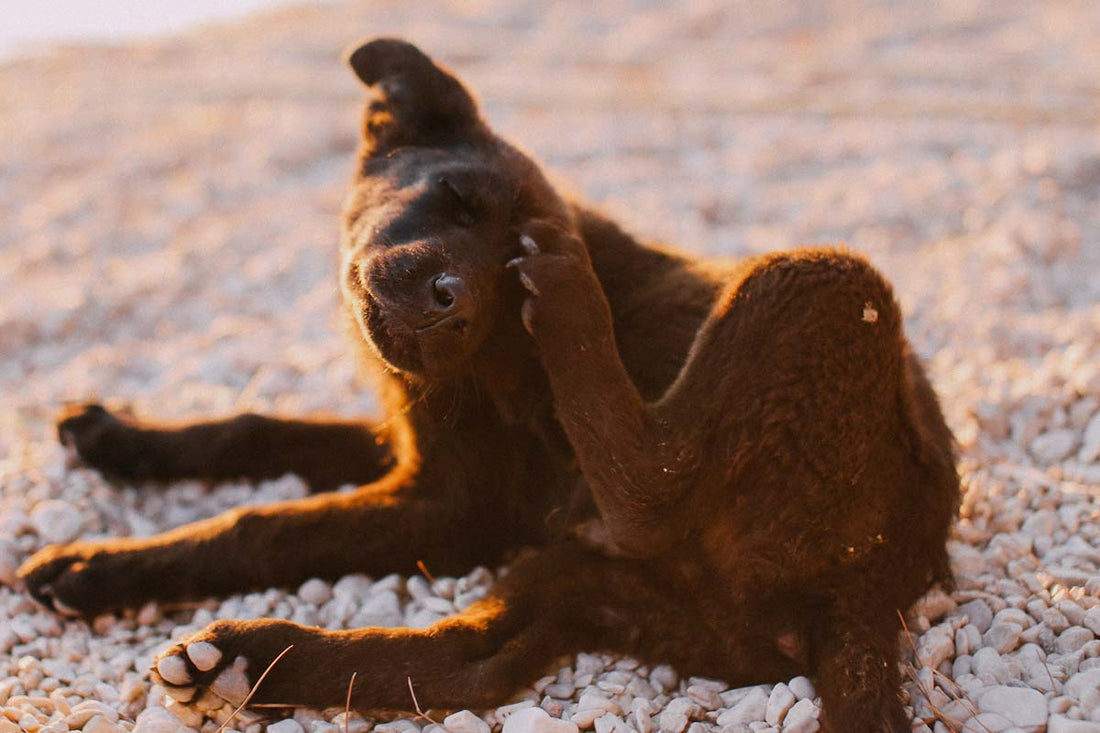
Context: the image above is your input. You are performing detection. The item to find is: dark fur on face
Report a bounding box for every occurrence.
[19,38,959,733]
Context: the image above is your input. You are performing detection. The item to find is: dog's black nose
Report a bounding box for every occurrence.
[431,273,467,311]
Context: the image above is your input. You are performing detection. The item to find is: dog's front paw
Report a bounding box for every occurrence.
[18,541,130,617]
[152,619,304,712]
[507,220,613,347]
[57,403,150,479]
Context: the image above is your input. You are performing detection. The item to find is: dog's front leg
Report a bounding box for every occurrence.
[17,476,487,617]
[508,221,694,557]
[56,404,395,492]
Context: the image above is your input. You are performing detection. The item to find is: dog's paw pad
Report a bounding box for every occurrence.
[156,654,193,686]
[186,641,222,672]
[164,685,197,703]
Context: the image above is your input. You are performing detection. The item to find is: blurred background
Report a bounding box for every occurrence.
[0,0,305,60]
[1,4,1099,731]
[2,0,1098,437]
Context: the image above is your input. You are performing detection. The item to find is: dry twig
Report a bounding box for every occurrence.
[215,644,294,733]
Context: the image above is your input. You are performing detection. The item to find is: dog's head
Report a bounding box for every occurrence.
[340,39,568,380]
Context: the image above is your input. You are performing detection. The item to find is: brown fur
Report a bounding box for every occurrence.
[19,39,959,732]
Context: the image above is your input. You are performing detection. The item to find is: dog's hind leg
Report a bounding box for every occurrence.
[149,544,797,714]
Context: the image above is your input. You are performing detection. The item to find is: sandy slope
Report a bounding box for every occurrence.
[1,1,1099,731]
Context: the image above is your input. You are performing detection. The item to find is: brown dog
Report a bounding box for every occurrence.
[19,38,959,732]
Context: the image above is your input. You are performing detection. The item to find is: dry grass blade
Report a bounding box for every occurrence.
[416,560,436,584]
[215,644,294,733]
[407,676,444,728]
[903,665,960,733]
[896,610,993,733]
[345,671,358,733]
[931,668,991,733]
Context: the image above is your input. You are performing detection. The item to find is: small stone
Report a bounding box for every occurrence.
[163,698,203,728]
[444,710,491,733]
[30,500,84,544]
[1031,429,1078,463]
[594,713,623,733]
[498,700,537,718]
[650,665,678,692]
[632,698,655,733]
[67,701,119,726]
[268,720,305,733]
[912,590,957,622]
[782,699,819,733]
[717,688,768,727]
[972,647,1006,680]
[917,625,955,669]
[663,697,700,721]
[1048,714,1100,732]
[503,707,580,733]
[977,685,1046,728]
[686,684,722,710]
[764,684,795,726]
[297,578,332,605]
[84,716,124,733]
[657,711,687,733]
[1078,413,1100,463]
[1086,608,1100,636]
[330,713,370,733]
[186,641,222,671]
[155,655,191,686]
[961,600,994,634]
[578,691,618,714]
[132,707,184,733]
[785,677,814,701]
[984,623,1023,654]
[1066,669,1100,699]
[1058,626,1095,654]
[541,697,564,718]
[1058,601,1087,627]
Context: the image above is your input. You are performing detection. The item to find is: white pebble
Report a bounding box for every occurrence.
[977,685,1046,728]
[716,687,768,726]
[1066,669,1100,700]
[764,683,796,726]
[1078,413,1100,462]
[30,500,84,544]
[297,578,332,605]
[787,676,815,701]
[917,625,955,669]
[782,698,819,733]
[1048,715,1100,732]
[132,707,184,733]
[444,710,491,733]
[268,720,306,733]
[983,622,1022,654]
[503,707,580,733]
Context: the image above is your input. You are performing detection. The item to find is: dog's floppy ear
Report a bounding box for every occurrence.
[345,38,483,156]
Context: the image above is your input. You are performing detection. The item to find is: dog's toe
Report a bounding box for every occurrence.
[156,654,193,686]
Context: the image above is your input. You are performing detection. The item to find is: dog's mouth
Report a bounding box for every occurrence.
[354,290,481,378]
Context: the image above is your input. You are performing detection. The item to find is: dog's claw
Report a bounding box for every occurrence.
[519,234,539,255]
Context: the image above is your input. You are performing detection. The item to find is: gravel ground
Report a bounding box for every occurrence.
[2,2,1100,732]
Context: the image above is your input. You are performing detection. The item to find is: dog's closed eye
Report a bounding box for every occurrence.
[438,176,477,226]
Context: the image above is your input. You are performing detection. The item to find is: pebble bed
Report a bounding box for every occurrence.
[1,2,1099,733]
